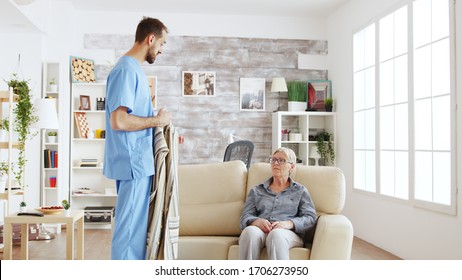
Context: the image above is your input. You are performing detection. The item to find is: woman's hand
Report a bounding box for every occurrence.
[250,219,294,232]
[250,218,272,233]
[270,220,294,230]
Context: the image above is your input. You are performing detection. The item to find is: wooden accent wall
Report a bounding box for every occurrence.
[85,34,328,165]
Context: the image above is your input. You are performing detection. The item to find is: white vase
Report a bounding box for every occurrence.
[87,130,94,139]
[0,176,6,193]
[288,101,307,112]
[50,84,58,92]
[48,136,56,143]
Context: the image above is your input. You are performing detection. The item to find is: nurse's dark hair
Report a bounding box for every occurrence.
[135,17,169,43]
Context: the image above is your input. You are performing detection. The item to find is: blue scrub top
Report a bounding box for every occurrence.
[103,56,155,180]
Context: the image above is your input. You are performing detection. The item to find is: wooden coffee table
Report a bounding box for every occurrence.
[3,210,84,260]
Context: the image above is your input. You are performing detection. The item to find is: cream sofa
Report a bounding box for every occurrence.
[177,160,353,260]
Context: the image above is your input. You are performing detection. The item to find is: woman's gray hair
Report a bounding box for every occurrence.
[273,147,297,164]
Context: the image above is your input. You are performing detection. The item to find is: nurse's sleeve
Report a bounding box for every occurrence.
[106,69,136,114]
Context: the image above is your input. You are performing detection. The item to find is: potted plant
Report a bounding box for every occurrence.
[62,199,71,216]
[47,131,57,143]
[20,201,27,212]
[49,78,58,92]
[0,161,9,193]
[315,131,335,165]
[287,80,307,112]
[6,74,38,190]
[325,98,333,112]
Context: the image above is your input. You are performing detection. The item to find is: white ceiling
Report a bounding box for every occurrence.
[67,0,349,17]
[0,0,39,33]
[0,0,349,33]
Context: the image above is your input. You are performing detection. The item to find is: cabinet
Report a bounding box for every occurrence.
[40,62,62,209]
[69,82,115,225]
[272,112,336,165]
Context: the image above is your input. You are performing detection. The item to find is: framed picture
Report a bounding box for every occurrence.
[74,112,89,138]
[182,71,215,96]
[307,80,332,111]
[79,95,91,110]
[147,76,157,109]
[240,78,265,111]
[70,56,96,83]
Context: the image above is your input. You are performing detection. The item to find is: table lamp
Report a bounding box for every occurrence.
[33,98,59,240]
[271,77,288,112]
[310,145,321,166]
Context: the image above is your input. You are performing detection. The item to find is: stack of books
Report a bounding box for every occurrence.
[79,158,98,167]
[44,149,58,168]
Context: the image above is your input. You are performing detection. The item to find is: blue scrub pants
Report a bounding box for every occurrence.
[111,176,152,260]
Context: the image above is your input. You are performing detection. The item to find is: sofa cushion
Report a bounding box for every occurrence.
[178,160,248,236]
[178,236,238,260]
[227,245,311,260]
[247,163,345,214]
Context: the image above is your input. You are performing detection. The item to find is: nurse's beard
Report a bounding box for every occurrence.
[146,51,156,64]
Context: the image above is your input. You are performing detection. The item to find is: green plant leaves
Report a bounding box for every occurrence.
[6,74,38,189]
[287,81,307,102]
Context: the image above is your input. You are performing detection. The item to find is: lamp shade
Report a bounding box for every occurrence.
[271,77,288,92]
[33,98,59,129]
[310,145,321,159]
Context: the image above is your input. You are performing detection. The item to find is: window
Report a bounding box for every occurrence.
[379,6,409,199]
[353,23,376,193]
[353,0,455,214]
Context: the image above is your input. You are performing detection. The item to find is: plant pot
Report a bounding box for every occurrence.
[288,101,306,112]
[50,84,58,92]
[48,136,56,143]
[325,104,333,112]
[20,206,27,213]
[64,209,71,216]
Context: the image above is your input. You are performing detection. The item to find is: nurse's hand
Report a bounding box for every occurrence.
[156,108,172,127]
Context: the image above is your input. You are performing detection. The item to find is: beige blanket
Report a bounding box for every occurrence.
[146,124,180,260]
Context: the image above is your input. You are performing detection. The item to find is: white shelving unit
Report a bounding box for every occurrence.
[0,89,21,217]
[272,111,336,166]
[69,82,115,226]
[40,62,62,215]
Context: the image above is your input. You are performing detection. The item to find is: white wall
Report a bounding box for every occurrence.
[0,33,43,215]
[54,8,329,67]
[72,11,327,40]
[328,0,462,259]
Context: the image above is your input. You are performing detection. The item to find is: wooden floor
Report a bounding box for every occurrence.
[0,229,400,260]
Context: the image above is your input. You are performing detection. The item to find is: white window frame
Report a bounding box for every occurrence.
[352,0,456,215]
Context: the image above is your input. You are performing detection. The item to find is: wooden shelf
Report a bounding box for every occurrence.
[0,142,21,149]
[0,91,19,101]
[73,110,105,114]
[72,193,116,197]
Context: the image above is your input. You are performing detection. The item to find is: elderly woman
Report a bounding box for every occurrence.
[239,147,317,260]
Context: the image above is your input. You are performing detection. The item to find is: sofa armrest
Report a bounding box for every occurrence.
[309,214,354,260]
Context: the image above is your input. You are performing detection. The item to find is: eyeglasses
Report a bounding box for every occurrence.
[269,157,291,165]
